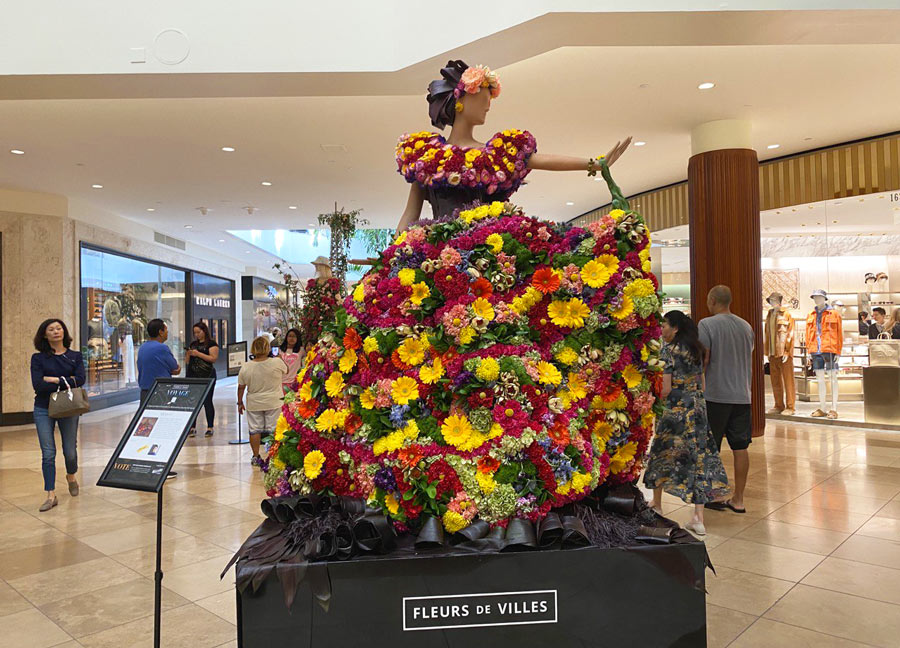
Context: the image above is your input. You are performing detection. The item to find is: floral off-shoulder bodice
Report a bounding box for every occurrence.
[396,129,537,219]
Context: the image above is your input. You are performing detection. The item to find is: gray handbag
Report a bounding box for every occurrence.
[48,376,91,418]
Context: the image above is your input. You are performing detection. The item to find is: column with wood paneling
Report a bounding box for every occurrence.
[688,120,765,437]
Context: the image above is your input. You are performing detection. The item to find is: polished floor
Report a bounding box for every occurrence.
[1,380,900,647]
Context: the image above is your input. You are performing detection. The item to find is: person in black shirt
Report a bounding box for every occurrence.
[30,318,85,512]
[186,321,219,437]
[869,307,888,339]
[858,311,870,337]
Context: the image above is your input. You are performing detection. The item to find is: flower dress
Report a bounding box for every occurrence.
[260,128,666,534]
[643,343,730,504]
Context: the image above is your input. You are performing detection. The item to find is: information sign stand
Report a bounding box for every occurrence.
[97,378,214,648]
[227,341,250,446]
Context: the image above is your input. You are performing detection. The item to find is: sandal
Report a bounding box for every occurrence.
[705,500,746,514]
[205,428,215,438]
[188,428,197,437]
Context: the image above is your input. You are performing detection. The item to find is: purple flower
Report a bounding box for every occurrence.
[374,467,397,492]
[452,370,473,390]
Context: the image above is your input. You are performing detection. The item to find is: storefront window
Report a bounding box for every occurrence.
[80,245,186,401]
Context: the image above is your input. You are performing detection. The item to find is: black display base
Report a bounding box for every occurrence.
[237,542,707,648]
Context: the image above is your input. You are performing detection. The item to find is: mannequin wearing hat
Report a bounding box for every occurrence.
[804,289,843,419]
[311,256,333,284]
[765,292,795,415]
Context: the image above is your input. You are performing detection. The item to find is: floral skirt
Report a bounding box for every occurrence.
[643,390,730,505]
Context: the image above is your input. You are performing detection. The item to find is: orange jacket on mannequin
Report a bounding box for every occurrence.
[804,307,843,355]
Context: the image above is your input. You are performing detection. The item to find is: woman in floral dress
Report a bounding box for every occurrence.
[644,311,729,537]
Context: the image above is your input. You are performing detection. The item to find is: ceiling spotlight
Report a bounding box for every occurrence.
[146,208,155,212]
[697,82,715,90]
[245,250,251,254]
[566,201,575,206]
[9,149,24,155]
[218,239,225,243]
[767,144,780,150]
[834,202,841,206]
[288,205,298,210]
[184,225,193,229]
[261,181,272,186]
[91,184,103,189]
[221,146,235,152]
[634,141,646,147]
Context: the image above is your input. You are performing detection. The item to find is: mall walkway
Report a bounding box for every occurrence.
[0,381,899,647]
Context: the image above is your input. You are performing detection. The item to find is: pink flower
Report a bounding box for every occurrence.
[460,66,487,95]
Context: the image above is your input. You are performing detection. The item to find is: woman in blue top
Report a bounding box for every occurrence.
[30,318,86,512]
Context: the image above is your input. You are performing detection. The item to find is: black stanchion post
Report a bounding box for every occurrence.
[229,402,249,445]
[154,485,164,648]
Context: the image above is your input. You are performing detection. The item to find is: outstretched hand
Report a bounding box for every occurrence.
[604,137,632,167]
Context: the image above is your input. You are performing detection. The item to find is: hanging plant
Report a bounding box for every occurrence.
[318,204,367,294]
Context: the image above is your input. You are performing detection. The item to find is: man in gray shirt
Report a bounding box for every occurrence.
[698,285,754,514]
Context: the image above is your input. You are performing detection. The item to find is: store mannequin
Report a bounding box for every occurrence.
[804,289,843,419]
[764,292,795,415]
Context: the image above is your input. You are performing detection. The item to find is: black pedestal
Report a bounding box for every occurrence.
[237,542,707,648]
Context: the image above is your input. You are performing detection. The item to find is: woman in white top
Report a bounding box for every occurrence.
[237,336,287,464]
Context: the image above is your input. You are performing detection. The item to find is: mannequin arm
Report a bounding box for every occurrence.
[395,183,425,235]
[527,137,631,173]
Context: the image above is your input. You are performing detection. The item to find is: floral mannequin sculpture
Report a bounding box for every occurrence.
[260,60,662,541]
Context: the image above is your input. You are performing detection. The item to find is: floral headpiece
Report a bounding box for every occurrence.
[427,60,501,130]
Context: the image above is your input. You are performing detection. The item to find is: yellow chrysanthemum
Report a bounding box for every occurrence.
[353,283,365,302]
[567,372,588,400]
[639,247,651,273]
[624,278,655,299]
[556,480,572,495]
[457,430,487,452]
[315,408,343,433]
[441,414,474,448]
[536,361,562,386]
[339,349,358,373]
[385,493,400,515]
[359,389,376,410]
[403,420,419,439]
[410,282,431,306]
[476,471,497,494]
[609,442,638,475]
[274,415,289,442]
[555,347,579,366]
[363,336,379,354]
[471,297,495,322]
[489,201,504,217]
[489,423,503,439]
[419,357,444,384]
[325,371,345,397]
[442,510,470,533]
[640,345,650,362]
[641,412,656,429]
[610,295,635,320]
[572,471,592,492]
[393,230,408,245]
[475,357,500,382]
[485,233,503,254]
[303,450,326,479]
[391,376,420,405]
[609,209,626,222]
[398,268,417,286]
[298,382,312,402]
[397,338,425,366]
[459,326,476,345]
[622,364,642,389]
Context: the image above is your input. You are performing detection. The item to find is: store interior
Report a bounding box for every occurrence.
[655,189,900,428]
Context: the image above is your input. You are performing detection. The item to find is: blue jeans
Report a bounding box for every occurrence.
[34,406,79,492]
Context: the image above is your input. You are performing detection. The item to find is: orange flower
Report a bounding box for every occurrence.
[531,266,560,294]
[471,278,493,299]
[603,385,623,403]
[391,349,409,369]
[548,422,570,446]
[343,328,362,350]
[298,399,318,418]
[398,446,424,469]
[345,413,362,435]
[477,456,500,474]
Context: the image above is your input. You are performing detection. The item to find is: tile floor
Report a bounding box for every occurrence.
[1,379,900,647]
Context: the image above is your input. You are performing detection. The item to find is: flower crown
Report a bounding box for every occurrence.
[454,65,501,99]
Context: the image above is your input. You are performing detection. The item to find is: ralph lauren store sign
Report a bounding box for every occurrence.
[403,590,557,631]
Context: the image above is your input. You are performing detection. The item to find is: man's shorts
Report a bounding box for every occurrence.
[246,408,280,436]
[811,352,839,371]
[706,401,752,451]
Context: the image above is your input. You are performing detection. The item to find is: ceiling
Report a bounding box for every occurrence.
[2,40,900,266]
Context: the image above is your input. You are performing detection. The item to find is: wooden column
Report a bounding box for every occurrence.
[688,148,765,437]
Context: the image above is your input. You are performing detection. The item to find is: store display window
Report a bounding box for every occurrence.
[80,245,186,403]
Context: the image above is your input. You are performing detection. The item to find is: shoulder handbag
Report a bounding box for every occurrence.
[869,332,900,367]
[48,376,91,418]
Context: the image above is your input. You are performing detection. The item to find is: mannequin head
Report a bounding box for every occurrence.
[811,289,828,308]
[766,292,783,308]
[455,87,492,128]
[426,60,501,130]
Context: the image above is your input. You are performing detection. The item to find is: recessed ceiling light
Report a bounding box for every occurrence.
[767,144,780,150]
[832,220,838,224]
[634,141,646,147]
[566,201,575,206]
[245,250,251,254]
[261,181,272,186]
[91,184,103,189]
[146,208,155,212]
[221,146,235,152]
[218,239,225,243]
[288,205,298,210]
[834,202,841,206]
[697,82,715,90]
[9,149,24,155]
[184,225,193,229]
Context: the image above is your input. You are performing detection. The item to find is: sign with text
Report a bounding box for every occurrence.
[227,341,248,377]
[97,378,213,492]
[402,589,557,631]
